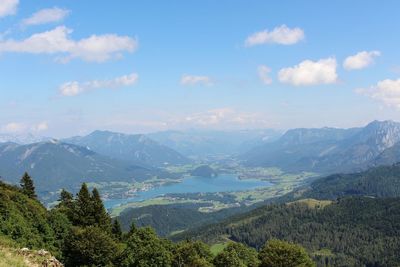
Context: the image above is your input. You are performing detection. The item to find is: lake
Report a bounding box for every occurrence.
[104,174,271,209]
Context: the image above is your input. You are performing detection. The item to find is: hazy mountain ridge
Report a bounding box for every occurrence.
[148,129,282,157]
[0,140,161,193]
[64,130,191,167]
[0,133,51,144]
[243,120,400,173]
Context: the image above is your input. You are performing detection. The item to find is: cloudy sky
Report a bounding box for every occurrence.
[1,0,400,137]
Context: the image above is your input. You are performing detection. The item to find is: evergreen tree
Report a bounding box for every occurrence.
[128,221,137,235]
[63,226,119,267]
[75,183,94,226]
[91,188,111,231]
[112,219,123,241]
[57,189,75,222]
[59,189,74,204]
[20,172,36,199]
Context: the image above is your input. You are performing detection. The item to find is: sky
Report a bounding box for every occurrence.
[1,0,400,137]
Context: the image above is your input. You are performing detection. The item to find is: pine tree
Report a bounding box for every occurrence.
[91,188,111,231]
[59,189,74,204]
[112,219,123,240]
[57,189,75,221]
[128,221,137,235]
[75,183,94,226]
[20,172,37,199]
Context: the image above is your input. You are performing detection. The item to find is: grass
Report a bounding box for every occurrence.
[287,198,333,209]
[210,243,228,256]
[0,249,28,267]
[0,235,60,267]
[110,197,210,216]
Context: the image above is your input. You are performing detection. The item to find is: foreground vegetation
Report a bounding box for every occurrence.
[176,197,400,266]
[0,173,315,266]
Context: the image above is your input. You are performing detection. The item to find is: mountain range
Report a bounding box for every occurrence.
[148,129,282,157]
[1,120,400,197]
[0,133,50,144]
[63,130,191,167]
[0,140,164,194]
[243,120,400,173]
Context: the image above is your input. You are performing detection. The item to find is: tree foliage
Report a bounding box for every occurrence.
[119,227,172,267]
[63,226,119,267]
[20,172,36,199]
[259,239,315,267]
[178,197,400,266]
[0,177,320,267]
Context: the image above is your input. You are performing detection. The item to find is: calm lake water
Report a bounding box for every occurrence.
[104,174,271,209]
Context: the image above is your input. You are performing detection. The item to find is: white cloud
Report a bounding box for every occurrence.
[181,108,270,128]
[343,50,381,70]
[278,57,338,86]
[184,108,234,126]
[1,122,26,133]
[32,121,48,132]
[180,75,213,86]
[356,78,400,108]
[22,7,69,26]
[258,65,272,85]
[245,25,304,46]
[0,0,18,17]
[0,26,138,62]
[59,72,139,96]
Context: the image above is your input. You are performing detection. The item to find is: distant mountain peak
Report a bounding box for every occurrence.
[0,133,50,145]
[63,130,190,167]
[365,120,398,129]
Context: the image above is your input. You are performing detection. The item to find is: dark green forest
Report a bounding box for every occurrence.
[3,163,400,266]
[299,163,400,200]
[176,197,400,266]
[118,203,243,236]
[0,173,314,267]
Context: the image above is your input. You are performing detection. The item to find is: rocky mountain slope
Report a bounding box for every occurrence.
[64,130,190,167]
[243,120,400,173]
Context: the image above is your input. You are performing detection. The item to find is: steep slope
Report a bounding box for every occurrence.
[0,182,60,253]
[292,163,400,200]
[0,236,63,267]
[64,130,190,167]
[117,203,243,237]
[243,120,400,173]
[314,120,400,172]
[148,129,282,157]
[0,141,159,193]
[243,127,360,171]
[176,197,400,266]
[373,142,400,166]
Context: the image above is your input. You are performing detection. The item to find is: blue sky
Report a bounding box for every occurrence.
[1,0,400,137]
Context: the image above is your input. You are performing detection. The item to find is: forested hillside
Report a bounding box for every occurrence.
[176,197,400,266]
[0,174,315,267]
[118,203,244,236]
[295,163,400,200]
[0,141,163,194]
